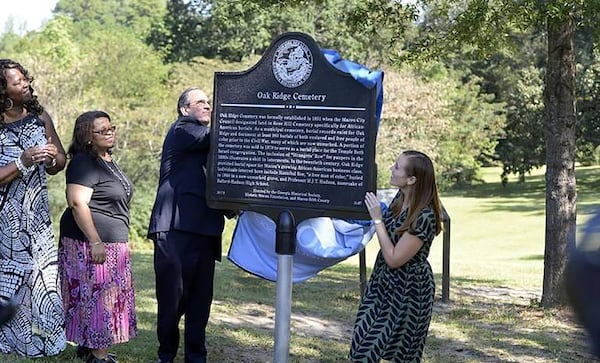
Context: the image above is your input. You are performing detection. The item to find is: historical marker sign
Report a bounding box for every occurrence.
[207,32,378,221]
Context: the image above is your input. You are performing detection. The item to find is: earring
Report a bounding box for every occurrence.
[4,98,13,110]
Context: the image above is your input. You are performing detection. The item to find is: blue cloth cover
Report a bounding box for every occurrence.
[227,49,384,283]
[321,49,384,127]
[229,211,376,283]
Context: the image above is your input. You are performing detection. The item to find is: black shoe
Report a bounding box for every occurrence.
[77,345,92,359]
[0,297,16,325]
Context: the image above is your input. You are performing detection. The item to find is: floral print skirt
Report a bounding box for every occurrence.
[58,237,137,349]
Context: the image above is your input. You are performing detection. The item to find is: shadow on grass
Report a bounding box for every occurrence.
[427,298,596,363]
[436,274,505,287]
[477,199,545,214]
[440,166,600,217]
[444,166,600,200]
[519,254,544,261]
[444,173,546,200]
[128,249,362,362]
[217,259,363,319]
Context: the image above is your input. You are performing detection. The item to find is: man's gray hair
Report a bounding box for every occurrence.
[177,87,202,116]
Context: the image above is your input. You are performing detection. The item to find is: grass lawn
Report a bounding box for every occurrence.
[1,166,599,362]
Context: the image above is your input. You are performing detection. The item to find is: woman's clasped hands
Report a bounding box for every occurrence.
[20,138,58,167]
[364,192,383,221]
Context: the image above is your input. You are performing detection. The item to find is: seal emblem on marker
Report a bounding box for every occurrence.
[272,39,313,88]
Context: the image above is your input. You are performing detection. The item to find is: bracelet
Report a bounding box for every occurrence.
[90,241,102,246]
[373,219,383,225]
[44,157,57,168]
[15,154,34,176]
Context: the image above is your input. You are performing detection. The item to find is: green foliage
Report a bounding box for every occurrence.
[54,0,166,36]
[576,47,600,165]
[376,63,504,190]
[394,2,600,184]
[47,174,68,238]
[128,183,156,246]
[0,27,23,52]
[66,25,170,189]
[375,66,451,187]
[147,0,209,63]
[495,66,546,180]
[434,73,504,188]
[149,0,390,65]
[302,0,391,65]
[200,0,273,62]
[1,16,81,144]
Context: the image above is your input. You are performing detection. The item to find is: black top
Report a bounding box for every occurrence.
[147,115,227,238]
[60,153,134,242]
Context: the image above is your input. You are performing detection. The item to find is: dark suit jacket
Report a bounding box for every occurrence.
[147,116,226,238]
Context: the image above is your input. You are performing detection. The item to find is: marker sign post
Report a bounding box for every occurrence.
[207,32,378,362]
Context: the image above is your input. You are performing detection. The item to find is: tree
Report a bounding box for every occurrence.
[148,0,390,64]
[376,64,504,189]
[256,0,600,307]
[147,0,210,63]
[54,0,165,36]
[495,66,545,182]
[542,5,577,307]
[379,0,600,307]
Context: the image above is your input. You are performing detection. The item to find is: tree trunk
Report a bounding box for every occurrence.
[541,11,577,307]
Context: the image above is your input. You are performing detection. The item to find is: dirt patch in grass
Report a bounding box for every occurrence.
[212,301,351,341]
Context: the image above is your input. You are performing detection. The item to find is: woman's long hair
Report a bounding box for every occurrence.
[0,59,44,123]
[389,150,443,237]
[67,110,111,158]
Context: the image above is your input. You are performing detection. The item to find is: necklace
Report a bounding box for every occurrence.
[101,158,132,198]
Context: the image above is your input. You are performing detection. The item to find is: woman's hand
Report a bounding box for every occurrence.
[41,137,59,166]
[90,243,106,264]
[364,192,383,221]
[20,146,46,167]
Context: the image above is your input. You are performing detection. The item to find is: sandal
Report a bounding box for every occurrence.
[84,352,118,363]
[78,346,118,362]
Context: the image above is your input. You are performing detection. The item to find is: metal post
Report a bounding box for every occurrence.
[274,210,296,363]
[359,250,367,298]
[442,207,451,303]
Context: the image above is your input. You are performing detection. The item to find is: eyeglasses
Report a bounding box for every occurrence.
[186,99,211,107]
[93,126,116,135]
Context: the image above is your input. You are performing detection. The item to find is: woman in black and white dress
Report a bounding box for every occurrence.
[0,59,67,357]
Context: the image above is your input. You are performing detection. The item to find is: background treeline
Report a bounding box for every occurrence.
[1,0,599,244]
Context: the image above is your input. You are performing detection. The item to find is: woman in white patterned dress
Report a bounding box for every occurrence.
[0,59,67,357]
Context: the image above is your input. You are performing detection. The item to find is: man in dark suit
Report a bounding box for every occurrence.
[148,87,227,363]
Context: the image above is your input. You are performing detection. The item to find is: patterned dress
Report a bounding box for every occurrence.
[350,202,436,363]
[0,115,66,357]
